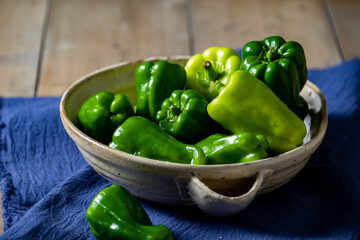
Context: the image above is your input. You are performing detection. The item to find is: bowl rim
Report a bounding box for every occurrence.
[60,56,328,171]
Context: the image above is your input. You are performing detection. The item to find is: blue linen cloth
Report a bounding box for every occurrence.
[1,59,360,239]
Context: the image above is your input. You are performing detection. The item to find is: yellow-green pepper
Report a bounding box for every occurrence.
[184,47,242,101]
[207,70,307,154]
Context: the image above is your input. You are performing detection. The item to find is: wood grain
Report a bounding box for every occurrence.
[190,0,342,68]
[327,0,360,60]
[36,0,190,96]
[0,0,48,97]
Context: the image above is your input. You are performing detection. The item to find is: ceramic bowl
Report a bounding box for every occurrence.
[60,56,328,217]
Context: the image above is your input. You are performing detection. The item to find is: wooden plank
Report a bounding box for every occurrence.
[327,0,360,60]
[190,0,342,68]
[37,0,190,96]
[0,0,48,97]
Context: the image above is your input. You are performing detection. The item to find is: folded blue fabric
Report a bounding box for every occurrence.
[1,59,360,239]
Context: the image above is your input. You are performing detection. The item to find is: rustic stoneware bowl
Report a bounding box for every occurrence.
[60,56,328,217]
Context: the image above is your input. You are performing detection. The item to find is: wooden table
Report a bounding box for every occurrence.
[1,0,359,234]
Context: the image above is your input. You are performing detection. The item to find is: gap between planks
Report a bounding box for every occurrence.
[323,0,345,61]
[34,0,52,97]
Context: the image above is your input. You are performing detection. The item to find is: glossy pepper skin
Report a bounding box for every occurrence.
[207,70,307,154]
[196,133,269,164]
[154,89,218,144]
[135,60,187,120]
[240,36,307,115]
[185,47,242,101]
[109,116,207,165]
[86,185,174,240]
[77,91,134,144]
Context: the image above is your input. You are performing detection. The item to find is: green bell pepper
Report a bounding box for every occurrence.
[196,133,269,164]
[77,91,134,144]
[154,89,218,144]
[207,70,307,154]
[86,185,173,240]
[185,47,242,101]
[135,60,187,120]
[109,116,207,165]
[240,36,308,115]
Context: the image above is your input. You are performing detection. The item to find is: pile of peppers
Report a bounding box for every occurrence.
[79,36,309,239]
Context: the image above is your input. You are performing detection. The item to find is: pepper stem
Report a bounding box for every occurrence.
[167,104,181,122]
[203,61,218,83]
[266,48,278,62]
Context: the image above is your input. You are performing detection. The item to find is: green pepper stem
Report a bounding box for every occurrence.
[203,61,218,82]
[266,48,278,62]
[167,104,181,122]
[204,61,211,69]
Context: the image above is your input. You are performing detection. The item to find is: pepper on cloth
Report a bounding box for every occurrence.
[86,185,174,240]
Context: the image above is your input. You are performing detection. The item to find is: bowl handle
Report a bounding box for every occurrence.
[176,169,272,217]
